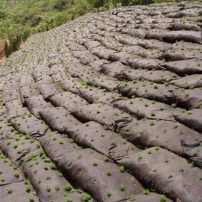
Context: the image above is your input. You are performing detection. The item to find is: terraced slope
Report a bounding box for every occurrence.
[0,1,202,202]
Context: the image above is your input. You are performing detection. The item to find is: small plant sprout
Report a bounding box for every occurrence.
[142,189,149,195]
[147,150,152,154]
[137,154,142,160]
[130,195,136,201]
[69,139,74,143]
[187,110,193,115]
[168,174,173,179]
[159,195,167,202]
[50,163,57,170]
[189,85,194,89]
[172,73,177,78]
[66,198,72,202]
[64,183,72,192]
[25,185,31,192]
[14,172,20,178]
[179,167,184,172]
[103,156,109,162]
[106,169,112,176]
[59,140,64,144]
[125,126,130,132]
[171,103,177,108]
[7,188,13,194]
[29,196,35,202]
[153,83,158,89]
[150,121,155,126]
[110,140,116,146]
[83,192,92,201]
[46,175,51,180]
[37,179,41,184]
[17,150,22,154]
[44,165,48,170]
[92,161,97,166]
[119,184,125,191]
[106,191,111,197]
[54,185,60,191]
[103,125,109,130]
[46,186,51,192]
[119,165,125,173]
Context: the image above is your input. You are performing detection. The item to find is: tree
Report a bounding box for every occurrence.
[4,41,10,57]
[0,0,7,19]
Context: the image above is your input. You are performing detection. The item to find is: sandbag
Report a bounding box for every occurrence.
[118,147,202,202]
[39,107,81,133]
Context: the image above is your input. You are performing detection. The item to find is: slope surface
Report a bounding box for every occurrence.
[0,1,202,202]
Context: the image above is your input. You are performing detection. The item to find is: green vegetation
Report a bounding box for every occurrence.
[64,183,72,192]
[0,0,177,58]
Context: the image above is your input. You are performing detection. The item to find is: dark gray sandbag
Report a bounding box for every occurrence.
[168,22,201,31]
[171,41,202,50]
[118,147,202,202]
[19,75,35,87]
[56,148,143,202]
[138,39,171,51]
[127,58,164,70]
[66,121,139,160]
[23,156,81,202]
[117,81,177,104]
[170,74,202,88]
[122,69,177,83]
[109,51,134,65]
[33,65,50,82]
[89,59,109,71]
[164,48,202,61]
[118,118,202,165]
[38,131,81,162]
[162,31,202,43]
[121,45,163,59]
[0,153,39,202]
[0,155,24,185]
[38,83,63,100]
[163,59,202,75]
[46,52,62,67]
[145,29,167,41]
[76,86,124,105]
[172,88,202,109]
[71,103,134,130]
[99,61,131,78]
[50,91,88,112]
[10,114,48,137]
[174,8,201,18]
[92,46,117,60]
[175,109,202,133]
[88,74,121,92]
[59,75,83,94]
[2,88,20,104]
[19,83,40,104]
[36,75,53,84]
[0,135,41,164]
[121,28,146,39]
[113,97,181,121]
[124,193,173,202]
[0,181,39,202]
[39,107,81,133]
[25,95,52,118]
[5,99,29,120]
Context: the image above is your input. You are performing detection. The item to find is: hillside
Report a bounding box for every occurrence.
[0,1,202,202]
[0,0,147,58]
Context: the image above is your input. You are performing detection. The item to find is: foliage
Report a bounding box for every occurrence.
[0,0,185,57]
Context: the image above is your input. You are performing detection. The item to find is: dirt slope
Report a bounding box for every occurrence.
[0,1,202,202]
